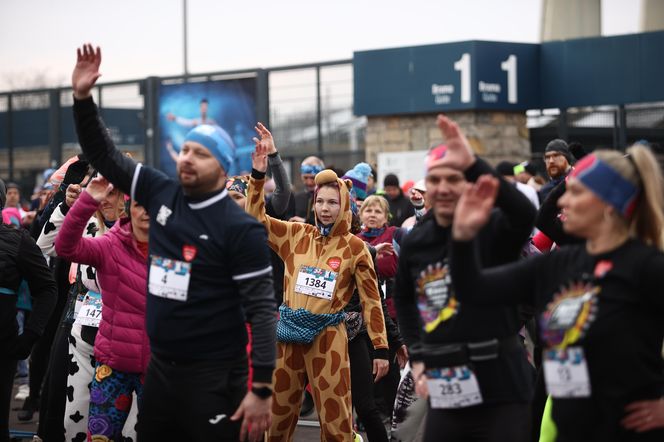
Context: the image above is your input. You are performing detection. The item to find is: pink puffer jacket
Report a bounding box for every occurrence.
[55,191,150,374]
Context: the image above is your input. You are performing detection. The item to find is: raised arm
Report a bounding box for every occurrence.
[536,179,583,246]
[72,44,136,195]
[247,134,307,258]
[54,177,113,270]
[252,122,292,217]
[450,175,539,306]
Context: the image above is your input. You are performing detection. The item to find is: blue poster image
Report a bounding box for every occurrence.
[158,77,257,177]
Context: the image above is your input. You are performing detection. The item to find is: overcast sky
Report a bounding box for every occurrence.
[0,0,642,92]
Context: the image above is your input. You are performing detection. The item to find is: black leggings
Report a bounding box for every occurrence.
[348,334,388,442]
[27,282,67,405]
[0,357,16,442]
[36,320,72,441]
[424,402,531,442]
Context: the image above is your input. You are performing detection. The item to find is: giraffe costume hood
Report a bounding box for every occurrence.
[246,168,388,441]
[312,169,353,237]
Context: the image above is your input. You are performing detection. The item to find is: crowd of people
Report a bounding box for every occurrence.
[1,43,663,442]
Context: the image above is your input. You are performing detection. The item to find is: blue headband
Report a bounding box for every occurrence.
[183,125,235,174]
[571,154,639,217]
[301,164,323,176]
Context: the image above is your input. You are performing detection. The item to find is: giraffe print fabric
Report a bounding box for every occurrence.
[246,169,388,441]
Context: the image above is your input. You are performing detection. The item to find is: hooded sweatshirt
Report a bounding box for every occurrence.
[248,169,389,356]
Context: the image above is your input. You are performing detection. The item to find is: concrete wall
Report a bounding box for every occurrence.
[642,0,664,32]
[541,0,601,41]
[364,111,530,168]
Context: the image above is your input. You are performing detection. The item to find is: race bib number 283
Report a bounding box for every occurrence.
[149,255,191,302]
[426,365,483,409]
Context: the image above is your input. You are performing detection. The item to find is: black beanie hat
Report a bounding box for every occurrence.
[545,139,572,163]
[383,173,400,187]
[496,161,516,177]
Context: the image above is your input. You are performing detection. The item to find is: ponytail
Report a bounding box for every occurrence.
[627,145,664,249]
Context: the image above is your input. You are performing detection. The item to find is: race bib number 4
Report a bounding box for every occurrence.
[74,291,102,327]
[426,365,483,409]
[543,346,591,398]
[294,265,337,301]
[149,255,191,302]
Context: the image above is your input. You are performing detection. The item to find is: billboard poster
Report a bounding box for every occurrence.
[158,77,257,177]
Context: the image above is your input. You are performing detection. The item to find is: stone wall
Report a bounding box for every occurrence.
[364,111,530,167]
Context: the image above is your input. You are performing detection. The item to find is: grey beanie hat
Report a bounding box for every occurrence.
[545,139,572,163]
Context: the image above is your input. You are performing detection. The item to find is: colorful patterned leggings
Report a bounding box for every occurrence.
[88,362,143,442]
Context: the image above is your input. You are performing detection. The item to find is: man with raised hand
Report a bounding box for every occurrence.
[71,44,276,442]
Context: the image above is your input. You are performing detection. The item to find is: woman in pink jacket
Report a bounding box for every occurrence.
[55,176,150,442]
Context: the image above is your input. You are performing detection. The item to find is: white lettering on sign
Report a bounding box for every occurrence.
[482,93,498,103]
[478,81,501,93]
[432,84,455,95]
[432,84,454,105]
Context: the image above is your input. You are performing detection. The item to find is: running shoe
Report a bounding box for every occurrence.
[14,384,29,401]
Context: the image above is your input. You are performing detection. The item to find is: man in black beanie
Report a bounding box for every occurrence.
[539,139,573,201]
[383,173,414,227]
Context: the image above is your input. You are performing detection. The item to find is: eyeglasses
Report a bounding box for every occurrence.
[544,153,563,162]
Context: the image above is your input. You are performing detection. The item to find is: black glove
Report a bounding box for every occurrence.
[62,157,90,186]
[9,329,40,360]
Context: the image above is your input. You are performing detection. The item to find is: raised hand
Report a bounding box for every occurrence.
[65,184,82,207]
[84,175,114,202]
[72,44,102,100]
[253,122,277,154]
[436,114,477,171]
[251,135,269,174]
[452,174,499,241]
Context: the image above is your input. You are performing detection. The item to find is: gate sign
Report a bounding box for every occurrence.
[354,41,539,115]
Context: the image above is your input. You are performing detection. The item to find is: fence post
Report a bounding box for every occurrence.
[6,94,14,181]
[618,104,627,149]
[256,69,270,128]
[49,89,62,167]
[143,77,160,168]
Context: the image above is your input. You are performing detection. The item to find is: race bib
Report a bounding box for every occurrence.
[73,292,86,316]
[294,265,337,301]
[426,365,483,409]
[543,346,591,398]
[149,255,191,302]
[74,291,102,327]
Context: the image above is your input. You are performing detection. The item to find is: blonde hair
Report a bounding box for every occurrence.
[593,145,664,249]
[359,195,390,221]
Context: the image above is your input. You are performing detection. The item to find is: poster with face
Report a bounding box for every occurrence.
[158,77,257,177]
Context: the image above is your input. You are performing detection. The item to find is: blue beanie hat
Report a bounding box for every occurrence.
[342,162,372,200]
[183,124,236,174]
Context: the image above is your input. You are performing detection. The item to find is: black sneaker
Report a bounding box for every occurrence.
[17,396,39,421]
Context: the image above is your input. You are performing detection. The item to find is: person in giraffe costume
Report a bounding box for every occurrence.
[246,135,389,441]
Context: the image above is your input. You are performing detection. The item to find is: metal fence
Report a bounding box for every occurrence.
[0,59,363,196]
